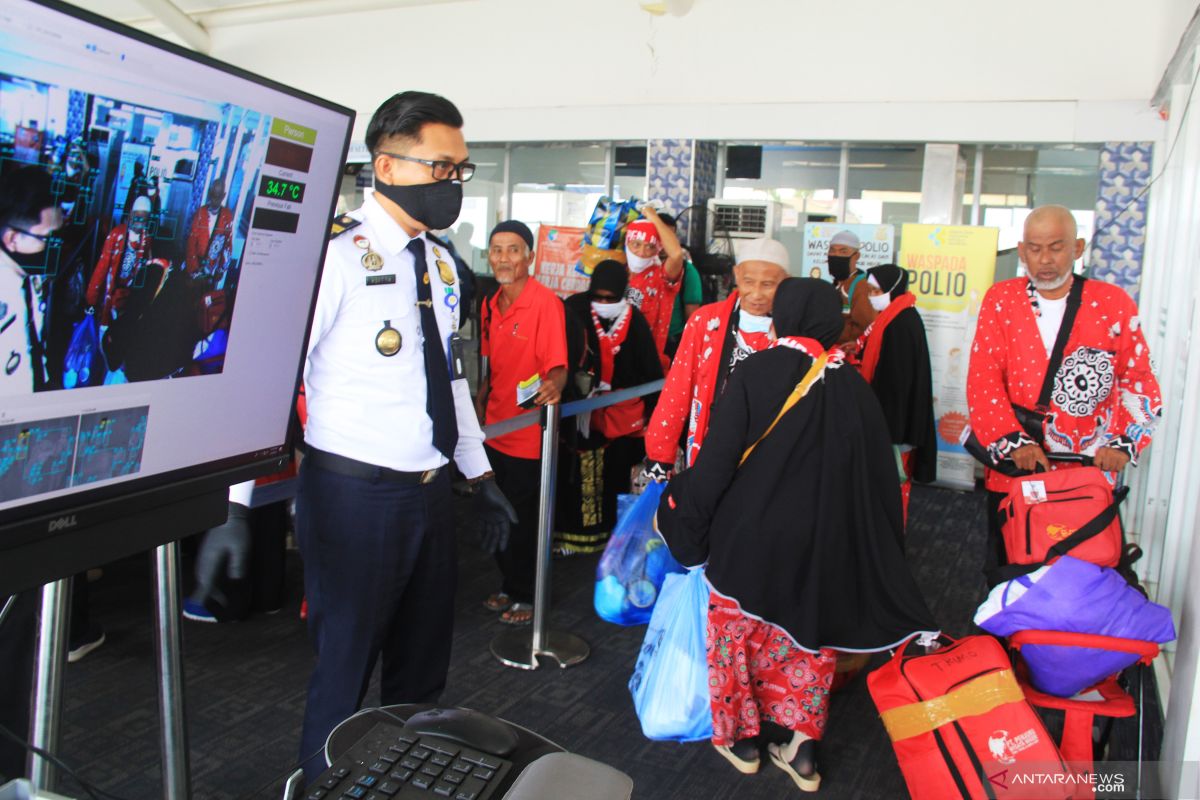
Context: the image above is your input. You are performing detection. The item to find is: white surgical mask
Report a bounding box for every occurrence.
[592,299,627,320]
[738,311,772,334]
[625,248,658,274]
[869,293,892,312]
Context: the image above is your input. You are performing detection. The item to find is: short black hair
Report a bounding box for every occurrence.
[0,165,56,232]
[365,91,463,156]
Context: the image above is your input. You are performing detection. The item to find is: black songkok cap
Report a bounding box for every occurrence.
[489,219,534,251]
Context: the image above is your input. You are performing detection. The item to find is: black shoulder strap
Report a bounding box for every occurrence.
[1036,275,1086,411]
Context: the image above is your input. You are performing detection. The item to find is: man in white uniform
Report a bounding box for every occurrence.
[296,91,516,781]
[0,165,62,394]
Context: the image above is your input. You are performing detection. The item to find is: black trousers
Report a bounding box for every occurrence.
[295,459,456,782]
[983,489,1009,585]
[486,444,542,605]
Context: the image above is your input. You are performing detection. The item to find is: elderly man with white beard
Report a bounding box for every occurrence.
[966,204,1162,575]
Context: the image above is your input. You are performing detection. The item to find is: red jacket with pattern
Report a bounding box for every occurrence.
[645,293,770,467]
[967,277,1162,493]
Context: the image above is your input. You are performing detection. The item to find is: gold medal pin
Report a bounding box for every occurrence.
[436,259,456,286]
[375,321,402,356]
[354,235,384,271]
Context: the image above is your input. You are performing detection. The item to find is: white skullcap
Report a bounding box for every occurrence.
[131,195,152,213]
[736,237,789,272]
[829,229,861,249]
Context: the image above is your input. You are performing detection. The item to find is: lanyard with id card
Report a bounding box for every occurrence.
[447,332,465,380]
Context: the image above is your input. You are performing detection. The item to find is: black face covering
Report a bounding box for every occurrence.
[827,254,853,282]
[375,178,463,230]
[1,241,50,270]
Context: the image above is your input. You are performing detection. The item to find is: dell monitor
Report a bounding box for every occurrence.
[0,0,355,594]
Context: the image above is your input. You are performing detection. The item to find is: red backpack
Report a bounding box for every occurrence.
[999,466,1127,570]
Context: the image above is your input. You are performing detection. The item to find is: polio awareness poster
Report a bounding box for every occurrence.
[900,224,998,490]
[532,225,590,298]
[802,223,895,280]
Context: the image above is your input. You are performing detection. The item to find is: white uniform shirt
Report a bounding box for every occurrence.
[0,252,35,395]
[303,191,489,477]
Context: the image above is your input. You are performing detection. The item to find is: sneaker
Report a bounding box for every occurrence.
[767,733,820,793]
[67,628,105,663]
[713,738,760,774]
[182,599,218,623]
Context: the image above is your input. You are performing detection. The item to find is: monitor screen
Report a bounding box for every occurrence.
[0,0,353,589]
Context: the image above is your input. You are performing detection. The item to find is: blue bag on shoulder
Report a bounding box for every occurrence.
[628,568,713,742]
[594,481,684,626]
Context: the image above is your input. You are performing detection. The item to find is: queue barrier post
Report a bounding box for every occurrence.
[490,402,589,670]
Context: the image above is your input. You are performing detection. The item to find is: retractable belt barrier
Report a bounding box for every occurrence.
[253,379,667,671]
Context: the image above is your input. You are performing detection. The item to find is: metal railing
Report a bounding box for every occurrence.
[487,379,664,670]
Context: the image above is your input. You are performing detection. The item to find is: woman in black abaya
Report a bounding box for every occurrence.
[856,263,937,522]
[656,278,937,793]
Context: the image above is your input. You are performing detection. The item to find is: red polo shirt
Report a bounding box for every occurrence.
[482,277,568,459]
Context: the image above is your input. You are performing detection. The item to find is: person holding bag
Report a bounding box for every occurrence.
[966,205,1162,577]
[655,278,937,794]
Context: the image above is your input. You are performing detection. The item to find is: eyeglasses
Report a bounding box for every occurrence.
[379,152,475,182]
[9,226,58,243]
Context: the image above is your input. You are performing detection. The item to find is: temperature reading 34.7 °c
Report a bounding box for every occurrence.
[259,175,306,203]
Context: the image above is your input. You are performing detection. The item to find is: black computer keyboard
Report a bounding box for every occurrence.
[304,719,513,800]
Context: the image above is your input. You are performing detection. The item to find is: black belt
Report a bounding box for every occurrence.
[304,446,442,485]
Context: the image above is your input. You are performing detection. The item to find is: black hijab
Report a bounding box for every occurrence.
[859,266,937,483]
[866,264,909,301]
[771,277,844,345]
[588,259,628,299]
[657,277,937,651]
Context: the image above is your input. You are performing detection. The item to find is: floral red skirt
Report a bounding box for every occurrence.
[706,591,836,747]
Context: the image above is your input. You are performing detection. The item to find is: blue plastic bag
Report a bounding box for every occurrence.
[63,313,102,388]
[594,482,684,626]
[628,568,713,742]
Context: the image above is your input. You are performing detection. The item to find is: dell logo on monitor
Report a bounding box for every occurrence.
[48,516,78,533]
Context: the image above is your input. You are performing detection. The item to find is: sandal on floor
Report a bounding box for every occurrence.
[713,738,760,774]
[499,603,533,625]
[768,733,820,792]
[483,592,512,612]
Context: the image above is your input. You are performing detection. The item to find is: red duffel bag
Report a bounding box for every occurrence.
[868,634,1074,799]
[1000,466,1127,570]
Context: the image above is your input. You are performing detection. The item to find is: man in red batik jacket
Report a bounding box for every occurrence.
[185,177,234,284]
[967,205,1162,572]
[640,237,790,482]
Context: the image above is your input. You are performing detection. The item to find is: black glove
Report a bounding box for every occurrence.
[473,478,518,555]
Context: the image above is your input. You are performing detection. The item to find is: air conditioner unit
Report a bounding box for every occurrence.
[706,199,782,240]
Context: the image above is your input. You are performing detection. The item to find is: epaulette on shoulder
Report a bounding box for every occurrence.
[329,214,360,239]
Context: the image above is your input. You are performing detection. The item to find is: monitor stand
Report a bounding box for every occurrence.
[26,539,196,800]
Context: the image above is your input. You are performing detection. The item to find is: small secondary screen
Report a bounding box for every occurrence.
[0,0,353,516]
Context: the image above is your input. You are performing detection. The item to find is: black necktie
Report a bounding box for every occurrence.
[21,276,45,392]
[407,237,458,460]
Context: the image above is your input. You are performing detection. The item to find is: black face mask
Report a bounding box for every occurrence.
[1,240,51,270]
[827,254,853,281]
[375,178,463,230]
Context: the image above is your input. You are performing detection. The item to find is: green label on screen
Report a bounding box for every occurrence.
[270,118,317,146]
